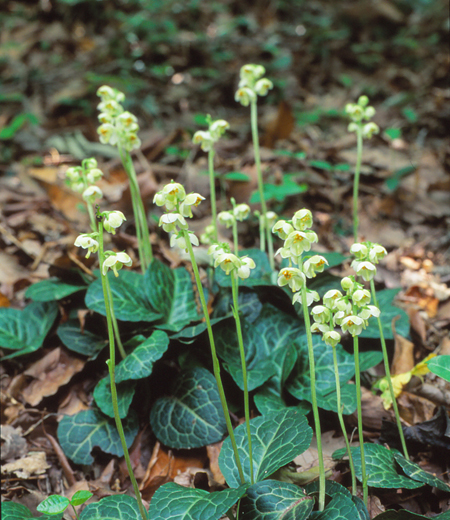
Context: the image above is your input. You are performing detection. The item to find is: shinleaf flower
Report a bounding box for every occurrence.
[102,251,132,277]
[103,211,126,234]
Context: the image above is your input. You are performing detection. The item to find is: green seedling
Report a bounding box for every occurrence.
[37,491,93,520]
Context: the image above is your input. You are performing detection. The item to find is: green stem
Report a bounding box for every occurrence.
[181,229,246,484]
[353,334,368,506]
[86,202,98,233]
[98,222,147,520]
[231,272,254,484]
[370,279,409,459]
[258,213,265,252]
[208,148,218,242]
[331,344,357,495]
[250,99,274,270]
[299,273,325,511]
[70,505,80,520]
[353,127,363,242]
[231,218,239,257]
[105,277,126,360]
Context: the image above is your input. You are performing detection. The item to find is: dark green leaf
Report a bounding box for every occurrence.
[85,271,161,323]
[239,479,314,519]
[37,495,70,515]
[170,317,226,344]
[310,492,361,519]
[93,377,136,419]
[148,482,248,520]
[253,379,310,416]
[426,355,450,383]
[393,452,450,492]
[372,511,449,519]
[1,502,33,520]
[0,301,58,358]
[145,260,201,331]
[309,160,333,170]
[58,408,138,464]
[223,171,250,182]
[359,351,383,372]
[70,490,93,506]
[80,495,147,520]
[361,289,409,339]
[57,320,106,358]
[315,384,357,415]
[385,165,417,192]
[150,366,227,449]
[214,249,273,288]
[25,279,86,301]
[219,408,313,487]
[115,331,170,383]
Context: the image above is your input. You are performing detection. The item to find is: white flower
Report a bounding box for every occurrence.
[209,119,229,140]
[340,315,365,336]
[368,244,387,264]
[74,234,99,259]
[311,322,331,334]
[265,211,278,226]
[235,87,257,107]
[292,209,313,231]
[97,99,123,116]
[124,133,141,151]
[65,167,82,182]
[359,305,381,322]
[103,211,126,234]
[362,122,379,139]
[323,289,344,310]
[323,331,341,348]
[292,289,320,307]
[303,255,328,278]
[97,123,117,145]
[102,251,132,277]
[350,243,368,260]
[82,186,103,204]
[272,220,294,240]
[239,64,265,87]
[179,193,205,218]
[237,256,256,279]
[117,111,138,130]
[254,78,273,96]
[352,289,371,307]
[193,130,214,152]
[170,231,199,251]
[274,246,292,259]
[86,168,103,185]
[153,192,167,207]
[97,85,116,100]
[352,260,377,281]
[161,182,186,209]
[284,230,317,256]
[363,106,376,120]
[341,277,355,292]
[159,213,187,232]
[218,211,235,228]
[214,252,242,275]
[277,268,306,292]
[233,204,251,221]
[207,244,226,260]
[311,305,332,324]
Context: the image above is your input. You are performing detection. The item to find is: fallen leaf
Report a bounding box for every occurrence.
[391,333,415,375]
[0,425,27,461]
[1,451,50,478]
[206,441,225,485]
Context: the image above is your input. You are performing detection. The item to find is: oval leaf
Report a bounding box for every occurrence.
[58,408,138,465]
[426,355,450,383]
[150,366,227,449]
[148,482,248,520]
[393,452,450,492]
[25,279,86,301]
[93,377,136,419]
[80,495,146,520]
[239,480,314,520]
[219,408,313,487]
[57,320,106,358]
[1,502,33,520]
[361,289,409,339]
[37,495,70,515]
[70,490,94,506]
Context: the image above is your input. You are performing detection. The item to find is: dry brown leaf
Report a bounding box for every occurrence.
[391,333,415,375]
[0,425,27,461]
[1,451,50,479]
[206,441,225,485]
[397,391,437,424]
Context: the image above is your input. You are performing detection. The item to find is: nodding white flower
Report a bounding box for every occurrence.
[362,122,379,139]
[74,234,99,259]
[235,87,257,107]
[359,305,381,323]
[192,130,214,152]
[239,64,265,87]
[323,289,344,310]
[303,255,328,278]
[292,289,320,307]
[233,204,250,221]
[97,123,117,145]
[254,78,273,96]
[103,211,126,234]
[117,111,138,130]
[98,112,113,124]
[285,230,317,256]
[86,168,103,185]
[272,220,294,240]
[83,158,97,170]
[363,106,376,120]
[82,186,103,203]
[323,330,341,348]
[311,322,332,334]
[333,310,349,326]
[341,277,355,293]
[265,211,278,226]
[350,243,368,260]
[237,256,256,279]
[102,251,132,277]
[345,104,364,122]
[66,167,82,183]
[274,246,292,259]
[348,122,359,133]
[352,289,371,307]
[207,244,226,260]
[97,99,123,117]
[311,305,332,324]
[218,211,235,228]
[214,252,242,275]
[200,224,216,245]
[97,86,125,103]
[159,213,188,232]
[368,244,387,264]
[124,133,141,152]
[358,95,369,107]
[161,182,186,209]
[153,192,167,207]
[209,119,229,140]
[292,209,313,231]
[277,267,306,292]
[170,231,199,251]
[340,315,365,337]
[179,193,205,218]
[352,260,376,281]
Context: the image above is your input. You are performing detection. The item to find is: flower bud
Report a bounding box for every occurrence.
[82,186,103,204]
[103,211,126,234]
[358,95,369,107]
[65,167,82,183]
[341,277,355,292]
[86,168,103,185]
[218,211,235,228]
[233,204,250,221]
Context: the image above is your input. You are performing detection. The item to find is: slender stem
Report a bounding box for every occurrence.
[370,279,409,459]
[70,505,80,520]
[353,127,363,242]
[181,229,246,484]
[98,222,147,520]
[231,219,239,257]
[331,344,357,494]
[208,149,218,242]
[258,214,265,252]
[299,272,325,511]
[105,278,126,360]
[250,99,274,270]
[231,272,254,484]
[353,334,368,506]
[86,202,98,233]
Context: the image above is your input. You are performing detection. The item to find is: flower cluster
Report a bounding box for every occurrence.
[97,86,141,152]
[65,157,104,199]
[208,243,255,280]
[345,95,379,140]
[153,181,205,251]
[217,203,251,229]
[192,117,229,152]
[235,64,273,107]
[273,209,327,307]
[350,242,387,281]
